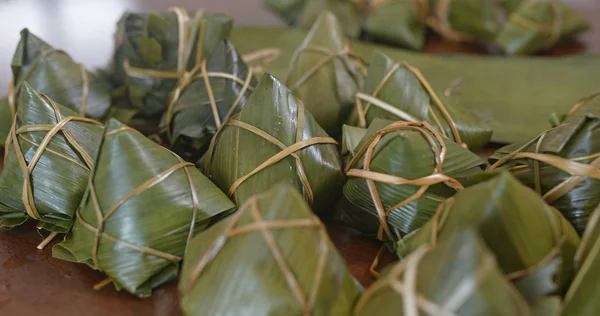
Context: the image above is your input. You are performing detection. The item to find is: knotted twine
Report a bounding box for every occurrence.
[344,121,464,276]
[428,192,570,282]
[4,94,102,222]
[78,126,203,289]
[353,244,529,316]
[355,61,466,148]
[508,0,563,50]
[182,193,329,315]
[489,92,600,214]
[204,100,338,206]
[8,49,89,118]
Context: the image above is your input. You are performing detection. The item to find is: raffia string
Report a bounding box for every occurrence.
[78,127,203,271]
[566,208,600,304]
[204,101,338,205]
[353,243,516,316]
[285,43,367,91]
[345,121,463,243]
[183,193,328,315]
[355,61,465,147]
[429,190,569,282]
[8,49,90,118]
[4,94,102,220]
[508,0,563,49]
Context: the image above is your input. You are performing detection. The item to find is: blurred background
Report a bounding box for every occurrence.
[0,0,598,93]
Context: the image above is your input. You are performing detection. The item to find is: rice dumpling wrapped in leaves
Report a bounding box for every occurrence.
[396,172,580,303]
[362,0,427,50]
[0,83,104,233]
[285,11,366,137]
[354,52,492,150]
[202,73,344,214]
[354,230,533,316]
[426,0,501,43]
[497,0,589,55]
[0,29,111,145]
[337,119,487,242]
[562,205,600,316]
[110,7,233,117]
[179,184,363,315]
[489,94,600,234]
[160,39,257,162]
[52,119,235,297]
[264,0,361,38]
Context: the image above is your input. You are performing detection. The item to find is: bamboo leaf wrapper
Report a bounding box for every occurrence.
[396,172,580,303]
[52,119,235,297]
[0,83,104,233]
[201,73,344,214]
[179,185,363,316]
[286,11,366,137]
[355,231,533,316]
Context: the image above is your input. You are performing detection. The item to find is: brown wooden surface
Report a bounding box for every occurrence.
[1,0,599,315]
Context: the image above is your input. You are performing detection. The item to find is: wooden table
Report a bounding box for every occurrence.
[1,1,599,315]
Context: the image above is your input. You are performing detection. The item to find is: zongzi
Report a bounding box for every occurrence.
[363,0,426,50]
[160,39,257,162]
[353,52,492,150]
[497,0,589,55]
[354,230,533,316]
[110,7,232,117]
[202,73,344,214]
[52,119,235,297]
[286,11,366,137]
[562,205,600,316]
[179,184,363,315]
[0,29,111,146]
[396,172,580,303]
[489,94,600,234]
[337,119,487,242]
[0,83,104,233]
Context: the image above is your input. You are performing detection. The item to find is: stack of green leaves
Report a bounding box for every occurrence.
[0,83,104,234]
[562,205,600,316]
[354,231,533,315]
[337,119,486,242]
[0,29,111,146]
[362,0,427,50]
[285,11,366,137]
[264,0,361,38]
[354,52,492,150]
[160,39,257,162]
[109,7,232,118]
[396,172,580,303]
[201,73,344,214]
[179,184,363,315]
[52,119,235,297]
[489,93,600,234]
[497,0,589,55]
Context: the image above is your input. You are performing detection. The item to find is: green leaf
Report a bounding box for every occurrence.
[52,119,235,297]
[179,184,363,315]
[396,172,580,303]
[355,230,533,315]
[201,73,345,214]
[286,11,365,137]
[231,26,600,143]
[138,37,163,67]
[0,83,104,232]
[337,118,487,239]
[364,0,425,50]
